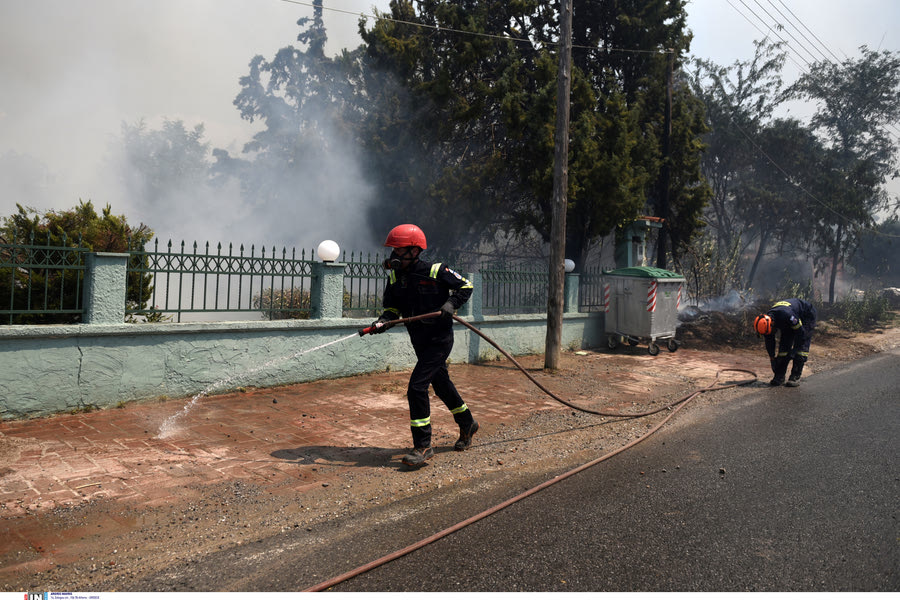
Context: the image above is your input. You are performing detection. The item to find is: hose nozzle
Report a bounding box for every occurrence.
[358,322,385,336]
[358,311,442,337]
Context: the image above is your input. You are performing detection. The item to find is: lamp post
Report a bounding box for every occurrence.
[317,240,340,262]
[311,240,343,319]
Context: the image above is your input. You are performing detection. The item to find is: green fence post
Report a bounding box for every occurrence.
[310,260,346,319]
[84,252,129,324]
[458,272,475,319]
[469,271,484,321]
[564,272,580,314]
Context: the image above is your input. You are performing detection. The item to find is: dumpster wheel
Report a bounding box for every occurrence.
[608,333,678,356]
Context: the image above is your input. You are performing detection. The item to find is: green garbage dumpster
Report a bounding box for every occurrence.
[601,266,685,355]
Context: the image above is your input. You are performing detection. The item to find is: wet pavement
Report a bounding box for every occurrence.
[0,345,770,579]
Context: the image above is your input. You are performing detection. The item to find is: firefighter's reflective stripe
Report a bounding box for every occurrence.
[452,269,474,290]
[410,416,431,428]
[792,319,803,330]
[776,351,790,357]
[430,263,442,278]
[389,270,397,285]
[797,351,809,359]
[773,301,791,308]
[450,403,469,415]
[383,307,401,319]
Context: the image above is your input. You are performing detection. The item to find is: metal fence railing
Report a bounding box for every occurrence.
[342,251,387,318]
[578,265,606,312]
[3,236,599,323]
[480,266,548,315]
[126,240,315,322]
[0,231,88,324]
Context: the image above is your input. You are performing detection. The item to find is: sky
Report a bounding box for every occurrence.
[1,0,898,249]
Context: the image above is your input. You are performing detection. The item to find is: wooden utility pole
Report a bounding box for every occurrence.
[544,0,573,371]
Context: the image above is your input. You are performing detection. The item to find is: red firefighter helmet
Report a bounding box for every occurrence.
[384,224,427,249]
[754,314,774,335]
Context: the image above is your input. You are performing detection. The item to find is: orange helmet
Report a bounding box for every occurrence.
[384,224,427,249]
[753,314,774,335]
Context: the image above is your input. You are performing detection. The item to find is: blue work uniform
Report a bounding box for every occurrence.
[764,298,817,380]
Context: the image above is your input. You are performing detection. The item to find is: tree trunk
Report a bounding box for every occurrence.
[828,223,843,303]
[745,229,769,290]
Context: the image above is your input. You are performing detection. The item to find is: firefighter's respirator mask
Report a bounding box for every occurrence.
[382,247,417,271]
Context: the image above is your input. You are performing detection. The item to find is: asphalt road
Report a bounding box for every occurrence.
[336,349,900,592]
[132,349,899,592]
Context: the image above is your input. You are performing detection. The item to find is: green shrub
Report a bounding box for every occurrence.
[822,289,891,332]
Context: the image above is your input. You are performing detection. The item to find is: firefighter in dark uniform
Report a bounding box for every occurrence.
[754,298,817,387]
[368,224,479,467]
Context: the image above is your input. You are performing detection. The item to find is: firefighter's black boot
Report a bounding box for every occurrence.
[786,359,805,387]
[402,446,433,467]
[454,420,479,451]
[770,356,789,386]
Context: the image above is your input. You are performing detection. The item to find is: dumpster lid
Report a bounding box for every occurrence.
[603,266,684,279]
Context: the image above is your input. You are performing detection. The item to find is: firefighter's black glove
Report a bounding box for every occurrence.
[369,318,392,334]
[439,301,455,319]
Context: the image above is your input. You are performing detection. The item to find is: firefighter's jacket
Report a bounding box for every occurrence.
[764,298,816,359]
[380,260,473,346]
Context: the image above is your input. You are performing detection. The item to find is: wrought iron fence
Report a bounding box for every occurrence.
[480,265,548,314]
[342,251,387,318]
[3,234,590,323]
[126,239,315,322]
[578,265,606,312]
[0,230,88,324]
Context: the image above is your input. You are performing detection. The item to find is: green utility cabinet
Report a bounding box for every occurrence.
[601,266,685,355]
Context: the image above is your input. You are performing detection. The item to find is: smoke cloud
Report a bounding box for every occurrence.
[0,0,381,253]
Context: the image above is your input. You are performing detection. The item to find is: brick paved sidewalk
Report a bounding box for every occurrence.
[0,346,768,574]
[0,348,766,516]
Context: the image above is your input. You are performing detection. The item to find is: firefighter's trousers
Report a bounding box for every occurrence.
[407,337,475,449]
[773,319,816,379]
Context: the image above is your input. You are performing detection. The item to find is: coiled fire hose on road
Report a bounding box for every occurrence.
[304,313,759,591]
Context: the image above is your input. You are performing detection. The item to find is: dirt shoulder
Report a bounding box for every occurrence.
[1,312,898,592]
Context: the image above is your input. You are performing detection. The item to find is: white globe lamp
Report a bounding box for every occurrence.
[564,259,576,273]
[317,240,340,262]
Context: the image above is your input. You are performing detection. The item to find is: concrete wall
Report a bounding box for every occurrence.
[0,254,603,419]
[0,313,603,420]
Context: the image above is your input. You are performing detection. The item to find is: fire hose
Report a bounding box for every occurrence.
[360,311,758,418]
[309,311,759,592]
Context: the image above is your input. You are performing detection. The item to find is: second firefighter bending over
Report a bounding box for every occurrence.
[368,224,479,468]
[753,298,817,387]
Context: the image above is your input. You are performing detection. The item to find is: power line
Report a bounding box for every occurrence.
[726,0,808,72]
[725,0,900,146]
[754,0,822,65]
[771,0,843,64]
[278,0,669,55]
